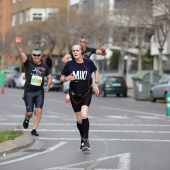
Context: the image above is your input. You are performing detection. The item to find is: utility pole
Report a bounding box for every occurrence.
[1,0,7,70]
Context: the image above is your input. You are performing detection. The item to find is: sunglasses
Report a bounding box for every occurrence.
[33,54,41,57]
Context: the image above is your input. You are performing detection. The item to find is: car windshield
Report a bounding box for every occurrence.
[107,77,124,83]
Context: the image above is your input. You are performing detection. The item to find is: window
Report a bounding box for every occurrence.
[18,12,23,24]
[12,14,16,26]
[12,0,16,3]
[26,8,59,22]
[33,13,42,20]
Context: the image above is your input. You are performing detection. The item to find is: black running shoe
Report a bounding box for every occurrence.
[23,117,29,129]
[31,129,39,136]
[79,138,85,151]
[82,139,91,151]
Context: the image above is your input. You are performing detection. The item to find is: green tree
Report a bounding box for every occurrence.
[109,52,120,70]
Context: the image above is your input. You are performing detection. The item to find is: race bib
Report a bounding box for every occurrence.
[30,75,42,86]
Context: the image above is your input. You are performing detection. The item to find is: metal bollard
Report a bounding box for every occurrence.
[166,92,170,116]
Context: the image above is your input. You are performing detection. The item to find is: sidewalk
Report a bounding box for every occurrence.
[0,133,34,156]
[128,88,133,98]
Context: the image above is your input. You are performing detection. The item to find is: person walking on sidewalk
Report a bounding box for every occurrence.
[15,33,52,136]
[60,44,99,151]
[61,35,106,63]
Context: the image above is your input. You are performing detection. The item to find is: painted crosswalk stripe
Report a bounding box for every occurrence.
[1,123,170,127]
[15,129,170,134]
[39,138,170,143]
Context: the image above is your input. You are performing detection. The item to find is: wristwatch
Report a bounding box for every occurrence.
[95,82,98,84]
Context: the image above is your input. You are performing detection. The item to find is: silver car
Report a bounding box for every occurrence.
[150,76,170,102]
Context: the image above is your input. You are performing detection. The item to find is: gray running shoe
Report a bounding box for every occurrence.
[82,139,91,151]
[80,138,85,151]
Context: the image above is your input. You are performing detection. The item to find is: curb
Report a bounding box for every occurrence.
[0,133,35,157]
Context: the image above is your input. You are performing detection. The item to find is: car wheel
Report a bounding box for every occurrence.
[101,90,106,97]
[116,94,120,97]
[123,93,127,97]
[150,92,156,102]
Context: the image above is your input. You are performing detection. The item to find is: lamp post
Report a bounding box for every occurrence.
[1,0,7,70]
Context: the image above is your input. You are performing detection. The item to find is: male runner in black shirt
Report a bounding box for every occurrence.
[61,35,106,63]
[15,33,52,136]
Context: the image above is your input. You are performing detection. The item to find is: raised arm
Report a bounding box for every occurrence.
[15,33,27,63]
[95,45,106,56]
[61,53,72,64]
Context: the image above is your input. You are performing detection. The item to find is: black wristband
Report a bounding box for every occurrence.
[95,82,98,84]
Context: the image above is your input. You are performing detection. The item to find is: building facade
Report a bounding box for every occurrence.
[0,0,12,69]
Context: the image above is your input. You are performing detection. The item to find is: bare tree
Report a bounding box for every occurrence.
[151,0,170,75]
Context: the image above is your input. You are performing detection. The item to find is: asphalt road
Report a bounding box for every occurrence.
[0,88,170,170]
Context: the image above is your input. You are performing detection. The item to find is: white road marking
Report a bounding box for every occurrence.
[1,123,170,127]
[16,129,170,134]
[105,116,130,119]
[99,106,166,118]
[39,138,170,143]
[0,142,66,165]
[136,116,163,119]
[44,153,131,170]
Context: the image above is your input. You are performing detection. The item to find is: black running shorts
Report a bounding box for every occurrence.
[24,90,44,112]
[70,90,92,112]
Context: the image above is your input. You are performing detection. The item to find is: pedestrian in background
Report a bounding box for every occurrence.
[15,33,52,136]
[60,44,99,151]
[61,35,106,63]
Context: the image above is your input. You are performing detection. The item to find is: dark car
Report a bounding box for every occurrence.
[150,76,170,102]
[98,76,128,97]
[50,74,63,91]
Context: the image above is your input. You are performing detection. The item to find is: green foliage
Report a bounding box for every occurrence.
[142,49,153,63]
[109,51,120,69]
[0,130,23,143]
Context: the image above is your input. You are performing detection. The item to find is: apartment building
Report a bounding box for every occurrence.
[0,0,12,69]
[11,0,68,72]
[0,0,12,36]
[12,0,67,28]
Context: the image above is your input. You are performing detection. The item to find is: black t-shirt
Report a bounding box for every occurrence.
[69,47,96,59]
[24,59,51,91]
[61,58,97,93]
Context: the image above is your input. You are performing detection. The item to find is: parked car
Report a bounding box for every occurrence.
[50,74,63,91]
[150,76,170,102]
[4,70,18,87]
[63,81,70,93]
[15,72,26,88]
[98,76,128,97]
